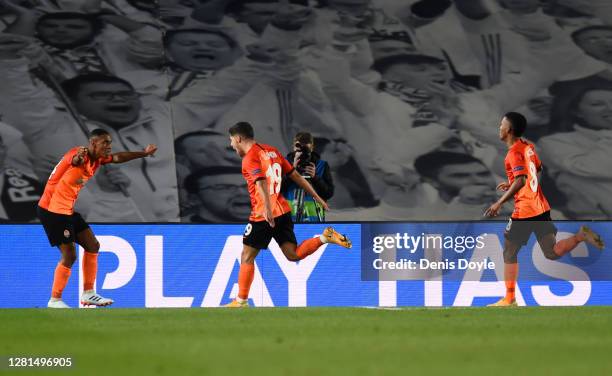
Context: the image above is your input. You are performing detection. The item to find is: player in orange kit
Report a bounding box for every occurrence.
[484,112,605,307]
[224,122,352,307]
[39,129,157,308]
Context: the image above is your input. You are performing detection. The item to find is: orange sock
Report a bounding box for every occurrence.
[83,251,98,291]
[296,238,323,260]
[553,235,581,257]
[504,263,518,302]
[51,263,72,299]
[238,263,255,300]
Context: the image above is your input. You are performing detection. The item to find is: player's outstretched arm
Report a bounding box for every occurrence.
[111,144,157,164]
[72,147,88,166]
[288,170,330,211]
[484,176,526,217]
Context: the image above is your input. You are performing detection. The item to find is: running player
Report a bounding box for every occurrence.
[39,129,157,308]
[224,122,352,307]
[484,112,605,307]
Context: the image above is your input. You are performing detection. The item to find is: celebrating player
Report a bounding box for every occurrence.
[39,129,157,308]
[484,112,605,307]
[224,122,352,307]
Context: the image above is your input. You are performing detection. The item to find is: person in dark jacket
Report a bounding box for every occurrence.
[281,132,334,222]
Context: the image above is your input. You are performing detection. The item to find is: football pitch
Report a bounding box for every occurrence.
[1,307,611,376]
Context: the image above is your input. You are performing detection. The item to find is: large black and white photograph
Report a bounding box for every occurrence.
[1,0,611,222]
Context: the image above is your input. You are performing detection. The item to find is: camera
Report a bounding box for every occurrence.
[294,141,312,175]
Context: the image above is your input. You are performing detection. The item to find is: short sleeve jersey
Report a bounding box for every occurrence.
[38,147,113,215]
[242,143,294,222]
[504,140,550,219]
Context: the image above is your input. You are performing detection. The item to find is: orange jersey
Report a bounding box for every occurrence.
[242,143,294,222]
[38,147,113,215]
[504,140,550,219]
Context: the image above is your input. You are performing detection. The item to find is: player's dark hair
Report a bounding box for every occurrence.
[571,25,612,44]
[504,112,527,137]
[163,28,237,50]
[61,73,135,99]
[372,54,445,74]
[174,130,224,155]
[184,166,243,194]
[89,128,110,139]
[414,151,485,180]
[228,122,254,139]
[36,12,104,47]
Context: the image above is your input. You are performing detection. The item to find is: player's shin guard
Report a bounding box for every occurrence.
[504,263,518,302]
[83,251,98,291]
[238,263,255,301]
[52,263,71,299]
[296,238,324,260]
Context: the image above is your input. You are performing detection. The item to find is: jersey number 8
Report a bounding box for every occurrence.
[528,161,538,192]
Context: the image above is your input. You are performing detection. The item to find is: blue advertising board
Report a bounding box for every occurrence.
[1,222,610,308]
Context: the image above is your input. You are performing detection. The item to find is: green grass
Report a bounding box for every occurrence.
[1,307,612,376]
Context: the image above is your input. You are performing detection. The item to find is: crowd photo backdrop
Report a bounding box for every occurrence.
[0,0,611,223]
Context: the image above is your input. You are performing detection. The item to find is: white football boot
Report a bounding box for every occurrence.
[80,290,114,307]
[47,298,71,309]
